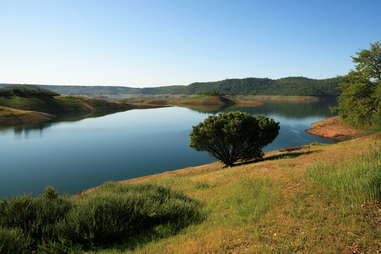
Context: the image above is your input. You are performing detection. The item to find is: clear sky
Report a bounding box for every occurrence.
[1,0,380,87]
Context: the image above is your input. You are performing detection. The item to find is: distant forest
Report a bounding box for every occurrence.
[0,76,340,97]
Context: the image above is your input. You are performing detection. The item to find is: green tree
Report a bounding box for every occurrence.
[190,112,279,167]
[335,41,381,127]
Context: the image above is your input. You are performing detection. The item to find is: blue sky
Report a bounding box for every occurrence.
[1,0,380,87]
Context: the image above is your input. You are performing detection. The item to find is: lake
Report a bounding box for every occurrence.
[0,99,336,198]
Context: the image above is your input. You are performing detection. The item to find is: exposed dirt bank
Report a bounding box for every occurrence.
[306,116,365,140]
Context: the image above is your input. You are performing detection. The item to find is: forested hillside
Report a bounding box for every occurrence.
[185,77,339,96]
[0,76,340,97]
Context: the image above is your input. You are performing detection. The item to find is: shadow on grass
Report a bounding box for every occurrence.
[233,150,318,167]
[103,215,205,252]
[78,183,206,252]
[264,150,318,161]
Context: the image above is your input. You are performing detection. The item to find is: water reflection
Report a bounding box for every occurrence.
[0,100,337,198]
[2,98,336,138]
[0,111,127,138]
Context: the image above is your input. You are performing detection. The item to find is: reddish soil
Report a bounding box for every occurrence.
[306,116,365,141]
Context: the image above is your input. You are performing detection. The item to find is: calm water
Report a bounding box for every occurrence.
[0,100,336,198]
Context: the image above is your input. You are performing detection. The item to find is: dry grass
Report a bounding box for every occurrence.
[92,132,381,254]
[0,106,53,126]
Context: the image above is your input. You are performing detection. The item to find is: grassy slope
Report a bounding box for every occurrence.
[90,132,381,254]
[0,106,54,126]
[125,95,263,109]
[0,94,263,126]
[0,95,165,126]
[0,95,131,115]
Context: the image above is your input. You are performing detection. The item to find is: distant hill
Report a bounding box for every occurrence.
[184,77,339,96]
[0,76,340,97]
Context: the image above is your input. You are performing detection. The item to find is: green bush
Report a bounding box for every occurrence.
[190,112,279,166]
[0,227,30,254]
[0,183,202,252]
[0,187,72,249]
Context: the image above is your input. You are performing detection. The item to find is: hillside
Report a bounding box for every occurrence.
[0,86,161,126]
[0,76,340,98]
[2,113,379,253]
[0,86,267,126]
[0,106,54,126]
[32,128,378,253]
[185,77,340,96]
[88,131,379,253]
[123,95,264,114]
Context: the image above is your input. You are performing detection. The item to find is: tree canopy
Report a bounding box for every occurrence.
[335,41,381,127]
[190,112,279,166]
[0,86,59,98]
[1,76,340,98]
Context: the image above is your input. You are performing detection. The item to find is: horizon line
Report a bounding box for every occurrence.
[0,75,340,89]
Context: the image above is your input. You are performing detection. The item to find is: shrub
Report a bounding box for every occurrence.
[0,187,72,249]
[57,183,201,248]
[190,111,279,166]
[0,183,202,252]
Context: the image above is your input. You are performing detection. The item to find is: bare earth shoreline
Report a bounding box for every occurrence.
[305,116,365,141]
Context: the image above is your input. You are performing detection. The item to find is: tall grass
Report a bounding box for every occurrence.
[308,146,381,206]
[0,183,202,253]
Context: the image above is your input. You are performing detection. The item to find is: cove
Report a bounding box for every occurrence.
[0,99,336,198]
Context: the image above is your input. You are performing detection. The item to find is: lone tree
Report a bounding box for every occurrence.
[190,112,279,167]
[335,41,381,127]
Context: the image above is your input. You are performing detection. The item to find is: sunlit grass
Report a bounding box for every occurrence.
[1,132,380,253]
[308,146,381,206]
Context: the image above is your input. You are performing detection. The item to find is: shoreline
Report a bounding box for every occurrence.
[79,115,358,196]
[0,95,264,128]
[305,116,365,141]
[0,97,166,128]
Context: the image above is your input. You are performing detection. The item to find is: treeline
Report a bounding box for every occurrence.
[0,86,59,98]
[1,76,340,97]
[184,77,340,96]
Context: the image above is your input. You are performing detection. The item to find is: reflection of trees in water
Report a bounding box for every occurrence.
[3,98,337,137]
[187,97,337,119]
[182,104,230,114]
[12,121,57,137]
[9,111,118,137]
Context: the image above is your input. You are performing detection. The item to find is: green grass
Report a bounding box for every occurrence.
[0,183,202,253]
[308,146,381,206]
[0,227,30,254]
[227,174,279,225]
[0,96,88,115]
[1,134,380,253]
